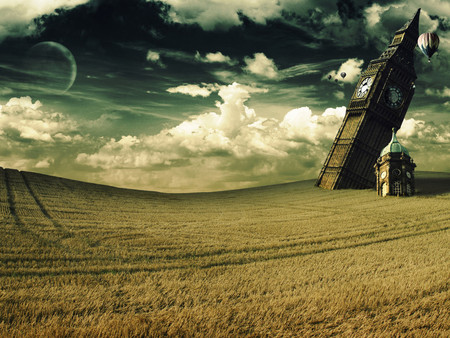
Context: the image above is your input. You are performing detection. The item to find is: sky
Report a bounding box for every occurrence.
[0,0,448,192]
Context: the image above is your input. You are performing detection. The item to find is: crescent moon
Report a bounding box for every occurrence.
[26,41,77,93]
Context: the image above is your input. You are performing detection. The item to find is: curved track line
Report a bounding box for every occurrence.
[3,169,70,249]
[4,169,24,228]
[20,172,101,250]
[1,226,447,278]
[21,172,63,229]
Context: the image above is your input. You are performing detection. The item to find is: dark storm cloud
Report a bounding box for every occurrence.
[34,0,170,47]
[0,0,90,42]
[429,15,450,32]
[336,0,364,25]
[29,0,310,70]
[20,0,171,82]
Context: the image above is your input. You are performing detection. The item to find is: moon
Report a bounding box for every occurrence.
[25,41,77,94]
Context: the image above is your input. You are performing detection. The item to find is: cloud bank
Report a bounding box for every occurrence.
[76,83,347,191]
[0,96,77,142]
[0,96,80,170]
[0,88,448,193]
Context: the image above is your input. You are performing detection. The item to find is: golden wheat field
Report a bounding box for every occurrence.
[0,167,449,337]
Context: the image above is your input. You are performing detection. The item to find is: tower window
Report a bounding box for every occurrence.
[407,184,412,196]
[393,181,401,195]
[381,183,387,197]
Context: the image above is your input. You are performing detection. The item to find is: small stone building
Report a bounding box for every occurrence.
[374,129,416,197]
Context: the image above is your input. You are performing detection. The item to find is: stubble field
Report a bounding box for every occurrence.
[0,167,449,336]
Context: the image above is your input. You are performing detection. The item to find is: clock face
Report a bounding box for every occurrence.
[356,77,373,98]
[381,171,386,179]
[384,85,403,108]
[393,168,401,176]
[406,171,411,179]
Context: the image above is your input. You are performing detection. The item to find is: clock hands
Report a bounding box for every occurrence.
[356,77,373,98]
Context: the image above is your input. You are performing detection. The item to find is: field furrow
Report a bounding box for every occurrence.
[0,168,449,336]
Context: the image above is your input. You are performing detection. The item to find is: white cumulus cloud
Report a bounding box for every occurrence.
[35,158,53,168]
[146,50,166,68]
[397,117,450,172]
[325,58,364,84]
[166,83,220,97]
[77,83,346,192]
[0,96,82,171]
[0,96,77,142]
[195,51,236,65]
[425,87,450,98]
[243,53,279,79]
[160,0,283,31]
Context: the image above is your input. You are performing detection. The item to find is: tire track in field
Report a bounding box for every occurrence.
[3,169,68,251]
[192,226,450,271]
[126,215,450,262]
[2,225,447,278]
[0,168,12,219]
[4,169,26,230]
[4,169,88,251]
[20,172,71,236]
[20,172,100,249]
[3,170,59,252]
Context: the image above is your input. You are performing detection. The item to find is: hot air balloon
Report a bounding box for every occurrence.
[327,74,332,80]
[335,79,338,82]
[417,32,440,62]
[340,72,346,79]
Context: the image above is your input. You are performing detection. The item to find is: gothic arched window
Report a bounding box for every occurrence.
[381,182,387,197]
[393,181,401,195]
[406,183,412,196]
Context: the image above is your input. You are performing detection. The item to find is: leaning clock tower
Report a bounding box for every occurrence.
[316,9,420,189]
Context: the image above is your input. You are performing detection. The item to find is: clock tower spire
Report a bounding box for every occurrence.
[316,9,420,190]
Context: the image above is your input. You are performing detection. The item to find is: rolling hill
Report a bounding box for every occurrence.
[0,167,449,336]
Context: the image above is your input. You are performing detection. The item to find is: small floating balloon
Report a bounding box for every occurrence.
[417,32,439,62]
[335,79,338,82]
[340,72,346,79]
[327,74,332,80]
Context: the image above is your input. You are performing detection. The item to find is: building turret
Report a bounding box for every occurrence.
[374,128,416,196]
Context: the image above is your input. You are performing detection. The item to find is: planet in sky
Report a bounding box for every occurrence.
[25,41,77,94]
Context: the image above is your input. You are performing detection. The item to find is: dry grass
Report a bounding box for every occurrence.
[0,167,449,337]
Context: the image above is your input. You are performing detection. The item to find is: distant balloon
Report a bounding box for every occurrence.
[25,41,77,93]
[327,74,332,80]
[335,79,338,82]
[417,32,439,62]
[340,72,346,79]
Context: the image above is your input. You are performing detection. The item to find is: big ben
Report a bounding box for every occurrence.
[316,9,421,190]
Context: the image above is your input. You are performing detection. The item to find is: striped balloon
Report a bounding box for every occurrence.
[417,32,440,62]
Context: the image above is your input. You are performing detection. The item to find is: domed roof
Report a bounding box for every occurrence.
[380,128,409,157]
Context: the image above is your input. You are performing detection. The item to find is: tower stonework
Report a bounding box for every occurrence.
[316,9,420,190]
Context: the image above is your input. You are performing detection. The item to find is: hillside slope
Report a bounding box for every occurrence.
[0,167,449,336]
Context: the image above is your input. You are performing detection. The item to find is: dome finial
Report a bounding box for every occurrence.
[380,127,409,156]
